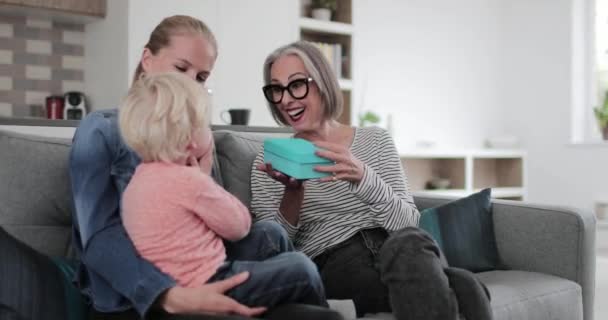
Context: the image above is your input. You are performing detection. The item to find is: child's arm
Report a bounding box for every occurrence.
[191,173,252,241]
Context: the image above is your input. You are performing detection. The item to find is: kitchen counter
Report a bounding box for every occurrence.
[0,117,80,127]
[0,117,290,133]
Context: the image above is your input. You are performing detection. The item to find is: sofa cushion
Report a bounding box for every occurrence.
[356,270,583,320]
[477,270,583,320]
[0,130,74,258]
[418,188,499,272]
[213,130,289,207]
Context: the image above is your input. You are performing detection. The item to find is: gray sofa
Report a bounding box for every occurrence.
[0,126,596,320]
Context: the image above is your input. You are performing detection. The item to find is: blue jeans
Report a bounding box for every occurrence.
[209,221,328,308]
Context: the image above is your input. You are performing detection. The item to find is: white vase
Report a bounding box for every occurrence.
[311,8,332,21]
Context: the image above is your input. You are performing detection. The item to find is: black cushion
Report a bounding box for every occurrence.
[418,188,499,272]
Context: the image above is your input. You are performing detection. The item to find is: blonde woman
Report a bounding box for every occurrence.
[65,16,342,320]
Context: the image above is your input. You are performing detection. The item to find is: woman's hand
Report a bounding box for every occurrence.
[256,162,305,225]
[313,140,365,183]
[161,272,266,317]
[256,163,303,189]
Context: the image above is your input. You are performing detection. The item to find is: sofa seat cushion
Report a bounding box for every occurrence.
[344,270,583,320]
[477,270,583,320]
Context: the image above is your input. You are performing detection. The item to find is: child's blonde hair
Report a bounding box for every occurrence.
[119,72,210,163]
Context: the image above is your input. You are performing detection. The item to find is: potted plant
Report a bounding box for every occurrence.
[311,0,337,21]
[358,111,380,127]
[595,91,608,140]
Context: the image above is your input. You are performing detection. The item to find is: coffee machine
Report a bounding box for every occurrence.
[63,91,87,120]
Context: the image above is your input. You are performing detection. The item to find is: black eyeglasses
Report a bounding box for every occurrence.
[262,78,314,104]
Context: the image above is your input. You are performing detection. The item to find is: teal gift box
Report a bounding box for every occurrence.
[264,138,332,180]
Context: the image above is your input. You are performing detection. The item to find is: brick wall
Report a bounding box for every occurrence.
[0,14,84,117]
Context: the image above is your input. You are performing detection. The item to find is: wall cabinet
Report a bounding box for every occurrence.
[298,0,353,125]
[0,0,106,18]
[401,149,526,200]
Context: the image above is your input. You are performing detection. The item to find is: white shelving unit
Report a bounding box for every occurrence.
[298,0,353,125]
[299,17,353,35]
[401,149,527,200]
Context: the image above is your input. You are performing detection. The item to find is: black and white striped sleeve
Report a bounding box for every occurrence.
[349,128,420,230]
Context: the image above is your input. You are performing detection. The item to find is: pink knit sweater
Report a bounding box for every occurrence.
[122,162,251,287]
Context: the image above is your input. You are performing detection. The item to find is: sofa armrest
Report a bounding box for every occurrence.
[414,194,596,320]
[491,200,595,320]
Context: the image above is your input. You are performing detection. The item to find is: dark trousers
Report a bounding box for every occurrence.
[90,304,342,320]
[314,227,493,320]
[0,227,342,320]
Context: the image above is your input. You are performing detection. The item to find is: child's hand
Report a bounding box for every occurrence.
[187,154,213,175]
[187,128,214,175]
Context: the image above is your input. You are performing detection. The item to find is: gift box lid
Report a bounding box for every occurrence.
[264,138,332,164]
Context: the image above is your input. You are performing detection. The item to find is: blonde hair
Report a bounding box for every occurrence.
[119,72,210,163]
[133,15,218,84]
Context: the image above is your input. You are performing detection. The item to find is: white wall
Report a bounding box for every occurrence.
[354,0,608,211]
[354,0,505,150]
[78,0,608,210]
[84,0,129,110]
[126,0,296,126]
[126,0,219,84]
[211,0,298,126]
[498,0,608,211]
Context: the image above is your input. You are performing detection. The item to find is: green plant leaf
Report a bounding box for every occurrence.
[311,0,337,10]
[358,111,381,127]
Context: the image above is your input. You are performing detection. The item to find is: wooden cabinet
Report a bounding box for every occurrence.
[298,0,353,125]
[401,149,527,200]
[0,0,106,18]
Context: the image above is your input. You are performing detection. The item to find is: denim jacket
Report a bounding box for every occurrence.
[69,110,175,317]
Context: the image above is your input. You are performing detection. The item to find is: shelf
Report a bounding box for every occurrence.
[299,17,353,35]
[402,148,526,201]
[478,187,524,198]
[401,152,465,159]
[414,189,469,198]
[299,0,353,125]
[0,116,80,127]
[400,149,525,158]
[471,150,527,158]
[413,187,524,199]
[338,79,353,90]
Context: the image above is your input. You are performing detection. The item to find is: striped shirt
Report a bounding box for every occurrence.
[250,126,420,258]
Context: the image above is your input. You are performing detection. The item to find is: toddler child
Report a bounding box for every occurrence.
[119,72,327,309]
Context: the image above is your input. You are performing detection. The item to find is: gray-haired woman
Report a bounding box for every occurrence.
[250,40,493,320]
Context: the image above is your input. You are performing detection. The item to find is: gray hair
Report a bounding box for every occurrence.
[262,41,343,125]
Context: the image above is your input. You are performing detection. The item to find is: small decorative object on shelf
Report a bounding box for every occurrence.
[484,135,520,149]
[311,0,337,21]
[426,178,451,190]
[594,91,608,140]
[358,110,380,127]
